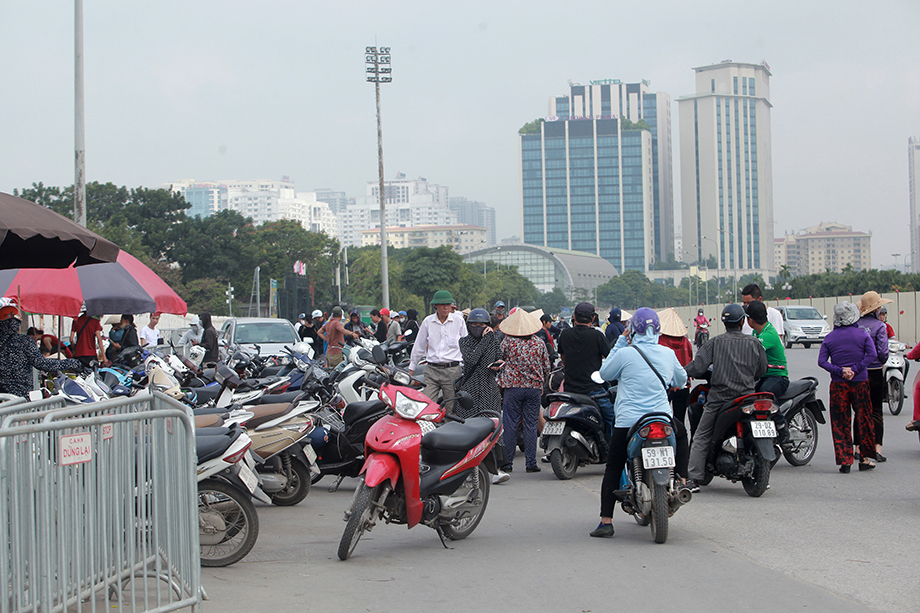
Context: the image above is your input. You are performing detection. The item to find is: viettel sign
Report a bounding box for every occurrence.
[59,432,93,466]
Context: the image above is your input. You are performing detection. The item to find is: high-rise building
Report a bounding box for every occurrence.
[909,137,920,272]
[678,61,774,275]
[449,197,496,246]
[361,224,488,253]
[774,222,871,276]
[336,175,456,247]
[521,81,664,272]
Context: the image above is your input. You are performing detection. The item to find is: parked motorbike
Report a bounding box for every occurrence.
[612,411,691,544]
[885,338,907,415]
[697,391,778,497]
[196,423,261,567]
[337,345,502,561]
[540,390,609,480]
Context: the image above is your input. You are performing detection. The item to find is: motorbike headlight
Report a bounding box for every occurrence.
[393,391,428,420]
[394,371,411,386]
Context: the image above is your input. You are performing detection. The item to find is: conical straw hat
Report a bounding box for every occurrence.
[499,308,542,337]
[619,309,632,321]
[529,309,544,319]
[656,308,687,337]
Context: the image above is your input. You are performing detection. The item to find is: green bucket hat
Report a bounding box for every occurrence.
[431,290,454,305]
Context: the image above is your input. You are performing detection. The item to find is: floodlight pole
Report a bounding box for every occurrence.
[74,0,86,226]
[366,46,392,309]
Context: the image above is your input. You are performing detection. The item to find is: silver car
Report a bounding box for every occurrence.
[219,317,301,357]
[777,305,831,349]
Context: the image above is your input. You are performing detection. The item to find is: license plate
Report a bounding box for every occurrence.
[642,446,675,469]
[304,445,320,474]
[751,420,777,438]
[542,421,565,436]
[238,462,259,494]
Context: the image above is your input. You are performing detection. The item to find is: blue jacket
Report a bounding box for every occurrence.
[598,330,687,428]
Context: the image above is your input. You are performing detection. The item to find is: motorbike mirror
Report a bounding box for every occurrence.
[454,390,474,411]
[590,371,605,385]
[371,344,387,365]
[822,314,827,320]
[304,337,314,344]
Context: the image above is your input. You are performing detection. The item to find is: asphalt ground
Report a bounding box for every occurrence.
[201,347,918,613]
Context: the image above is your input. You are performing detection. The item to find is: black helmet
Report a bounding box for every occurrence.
[721,303,746,324]
[467,308,491,324]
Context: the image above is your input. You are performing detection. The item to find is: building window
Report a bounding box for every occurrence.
[733,76,738,95]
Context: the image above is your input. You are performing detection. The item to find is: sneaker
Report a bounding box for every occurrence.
[684,479,701,493]
[589,522,614,538]
[540,455,550,463]
[526,465,541,473]
[906,420,920,432]
[492,470,511,485]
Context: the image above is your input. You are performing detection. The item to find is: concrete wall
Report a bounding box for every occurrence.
[667,291,917,345]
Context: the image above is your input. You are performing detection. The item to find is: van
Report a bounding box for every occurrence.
[776,305,831,349]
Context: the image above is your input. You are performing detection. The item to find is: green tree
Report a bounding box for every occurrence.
[399,246,464,311]
[518,118,544,134]
[537,287,569,315]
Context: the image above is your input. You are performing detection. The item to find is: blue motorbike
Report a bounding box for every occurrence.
[613,412,691,544]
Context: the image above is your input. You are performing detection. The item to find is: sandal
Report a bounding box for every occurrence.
[858,461,876,471]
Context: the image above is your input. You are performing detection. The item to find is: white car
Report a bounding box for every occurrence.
[219,317,301,358]
[776,305,831,349]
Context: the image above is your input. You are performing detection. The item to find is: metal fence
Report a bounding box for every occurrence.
[0,391,201,613]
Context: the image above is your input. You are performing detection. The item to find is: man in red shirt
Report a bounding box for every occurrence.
[70,312,104,367]
[319,306,359,367]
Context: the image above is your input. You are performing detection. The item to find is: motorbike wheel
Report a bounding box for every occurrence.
[783,409,818,466]
[887,379,904,415]
[269,459,311,507]
[784,338,792,350]
[338,480,383,561]
[310,472,325,485]
[549,448,578,480]
[442,465,491,541]
[198,479,259,567]
[649,482,669,544]
[741,454,771,497]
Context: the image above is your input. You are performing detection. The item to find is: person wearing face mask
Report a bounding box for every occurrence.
[457,308,509,484]
[591,308,689,538]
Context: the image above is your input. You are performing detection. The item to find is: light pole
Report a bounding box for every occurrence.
[74,0,86,226]
[892,252,901,273]
[366,45,392,308]
[701,235,720,303]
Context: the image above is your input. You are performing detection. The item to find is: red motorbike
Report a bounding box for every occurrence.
[337,346,503,560]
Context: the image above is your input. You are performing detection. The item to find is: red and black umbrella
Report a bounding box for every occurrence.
[0,191,119,269]
[0,250,187,317]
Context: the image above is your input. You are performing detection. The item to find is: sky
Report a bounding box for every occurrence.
[2,1,919,268]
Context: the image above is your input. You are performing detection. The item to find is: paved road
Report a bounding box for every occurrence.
[202,347,918,612]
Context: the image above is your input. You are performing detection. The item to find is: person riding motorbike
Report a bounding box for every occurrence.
[590,307,688,538]
[693,309,709,346]
[745,300,790,444]
[684,303,767,492]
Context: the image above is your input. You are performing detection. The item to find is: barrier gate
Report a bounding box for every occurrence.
[0,391,202,613]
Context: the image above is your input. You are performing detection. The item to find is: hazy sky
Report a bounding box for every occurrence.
[2,1,918,268]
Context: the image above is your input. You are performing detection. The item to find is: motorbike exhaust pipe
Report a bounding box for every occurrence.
[677,487,692,504]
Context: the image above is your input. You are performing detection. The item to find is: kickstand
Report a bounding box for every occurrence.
[328,475,345,493]
[435,526,453,550]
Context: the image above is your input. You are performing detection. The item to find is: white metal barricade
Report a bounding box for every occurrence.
[0,391,201,613]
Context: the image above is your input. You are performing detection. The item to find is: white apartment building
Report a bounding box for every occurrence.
[775,222,871,276]
[678,61,775,276]
[361,225,488,253]
[337,175,456,247]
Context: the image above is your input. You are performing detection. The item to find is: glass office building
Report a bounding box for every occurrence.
[521,116,654,272]
[463,244,617,294]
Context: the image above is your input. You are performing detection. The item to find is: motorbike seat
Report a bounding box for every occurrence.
[195,426,242,463]
[387,341,407,353]
[545,391,599,409]
[421,417,495,452]
[343,400,388,427]
[260,364,285,377]
[245,402,297,429]
[777,379,816,403]
[248,390,303,406]
[190,386,222,404]
[195,413,226,429]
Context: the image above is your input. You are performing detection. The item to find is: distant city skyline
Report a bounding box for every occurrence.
[2,1,917,269]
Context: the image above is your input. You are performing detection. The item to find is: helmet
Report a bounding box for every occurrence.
[0,305,21,321]
[467,308,491,324]
[311,309,323,319]
[298,312,306,320]
[431,290,454,305]
[880,306,888,314]
[698,308,704,315]
[494,301,506,308]
[630,307,660,336]
[721,303,746,324]
[399,311,407,317]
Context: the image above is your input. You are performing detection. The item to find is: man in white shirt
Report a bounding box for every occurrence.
[409,290,467,403]
[741,284,784,342]
[139,312,161,347]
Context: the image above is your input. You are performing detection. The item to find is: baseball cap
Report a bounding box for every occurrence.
[540,314,553,323]
[379,308,390,317]
[298,312,306,319]
[399,310,407,317]
[331,306,344,318]
[574,302,595,317]
[744,300,768,324]
[495,301,506,308]
[311,309,323,319]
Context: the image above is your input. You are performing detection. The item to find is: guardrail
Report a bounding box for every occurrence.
[0,391,202,613]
